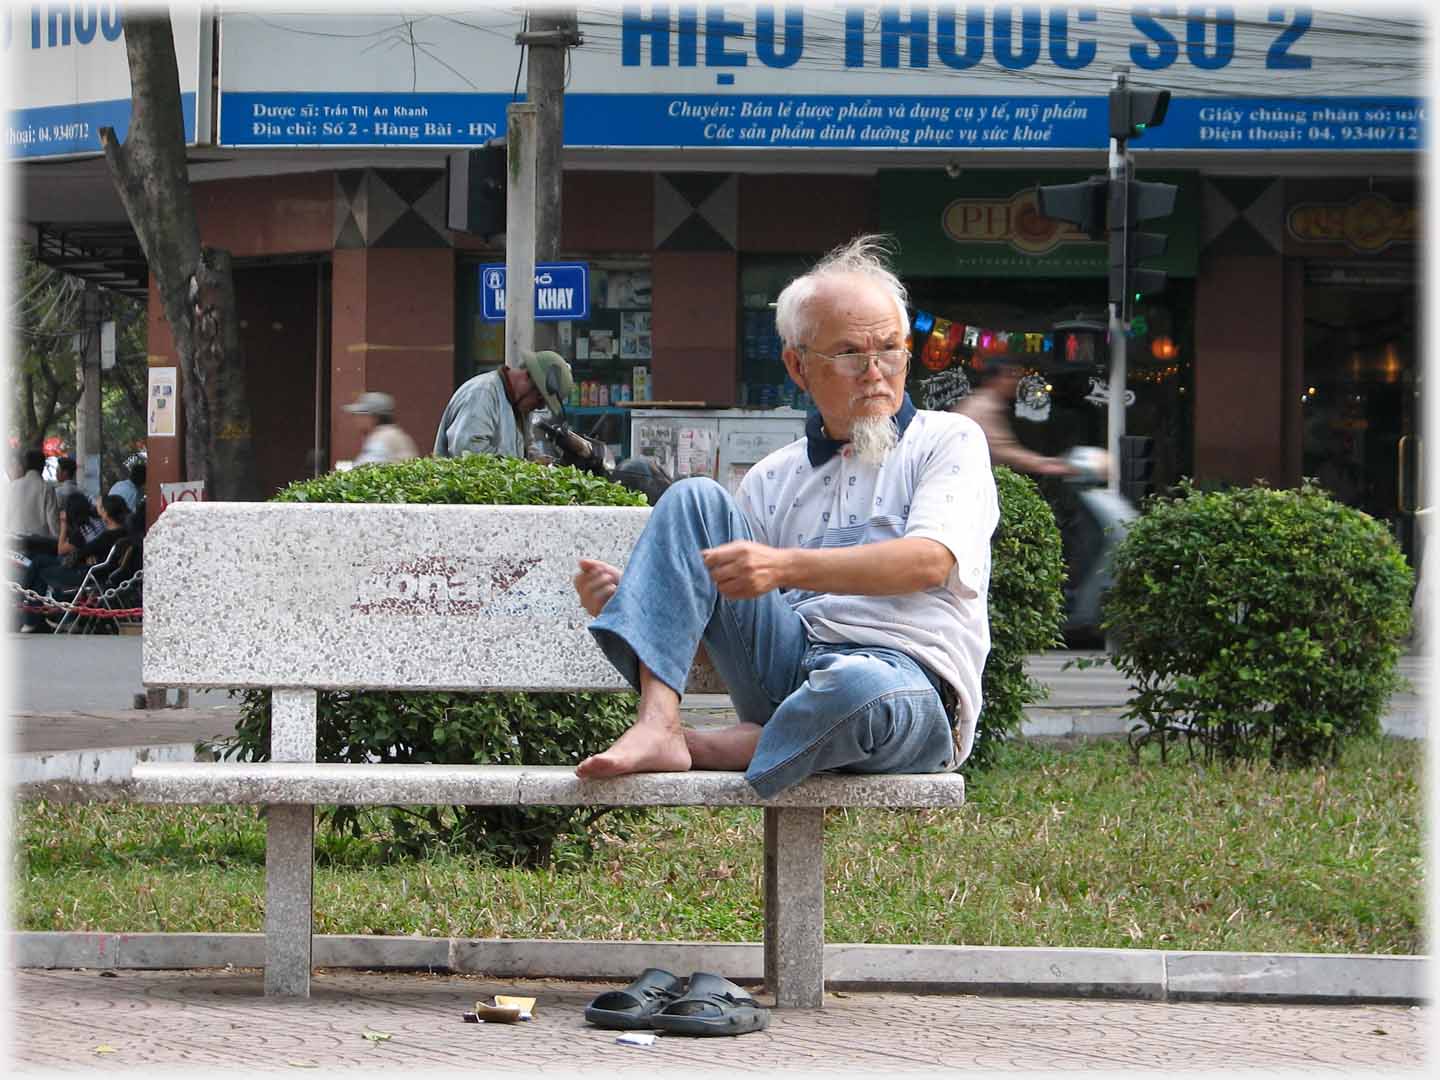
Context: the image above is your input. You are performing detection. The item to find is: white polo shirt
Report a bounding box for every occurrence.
[734,406,998,765]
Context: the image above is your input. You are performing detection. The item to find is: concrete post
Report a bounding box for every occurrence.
[264,688,317,997]
[763,806,826,1008]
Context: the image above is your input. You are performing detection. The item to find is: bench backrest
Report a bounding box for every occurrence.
[143,502,656,692]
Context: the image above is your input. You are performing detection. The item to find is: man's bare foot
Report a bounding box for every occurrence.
[576,715,692,779]
[685,722,763,771]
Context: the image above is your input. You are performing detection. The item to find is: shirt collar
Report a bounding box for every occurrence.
[804,393,918,467]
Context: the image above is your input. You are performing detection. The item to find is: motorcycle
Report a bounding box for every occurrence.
[1059,446,1138,643]
[534,413,673,506]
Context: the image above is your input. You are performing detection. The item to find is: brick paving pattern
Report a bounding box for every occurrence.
[11,968,1427,1072]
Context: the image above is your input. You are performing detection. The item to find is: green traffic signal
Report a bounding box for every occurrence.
[1109,88,1170,144]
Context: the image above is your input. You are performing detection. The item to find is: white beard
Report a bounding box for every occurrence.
[848,414,899,467]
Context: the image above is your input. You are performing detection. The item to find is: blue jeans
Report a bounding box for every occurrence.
[589,477,957,797]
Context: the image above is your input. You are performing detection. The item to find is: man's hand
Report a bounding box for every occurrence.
[702,541,790,599]
[574,558,621,617]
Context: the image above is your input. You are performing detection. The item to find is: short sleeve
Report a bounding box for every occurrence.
[902,416,999,595]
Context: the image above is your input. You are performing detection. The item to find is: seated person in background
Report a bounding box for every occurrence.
[109,459,146,515]
[17,494,127,632]
[52,455,82,508]
[7,448,58,552]
[434,350,574,459]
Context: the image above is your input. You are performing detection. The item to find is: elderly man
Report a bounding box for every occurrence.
[433,350,574,459]
[572,234,998,797]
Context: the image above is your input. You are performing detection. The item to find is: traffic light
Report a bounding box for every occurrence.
[446,144,507,236]
[1034,174,1109,240]
[1108,176,1177,321]
[1110,86,1170,145]
[1118,434,1156,504]
[1050,318,1107,368]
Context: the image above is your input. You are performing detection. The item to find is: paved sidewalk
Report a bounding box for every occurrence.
[10,968,1428,1074]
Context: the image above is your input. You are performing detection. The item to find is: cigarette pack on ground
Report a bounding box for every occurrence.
[464,995,536,1023]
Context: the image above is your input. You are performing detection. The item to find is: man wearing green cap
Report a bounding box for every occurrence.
[433,350,574,459]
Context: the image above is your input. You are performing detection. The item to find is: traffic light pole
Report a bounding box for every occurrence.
[1106,69,1128,496]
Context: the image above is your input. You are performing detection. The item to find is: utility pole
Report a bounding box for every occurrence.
[504,102,538,371]
[76,284,103,497]
[519,9,579,354]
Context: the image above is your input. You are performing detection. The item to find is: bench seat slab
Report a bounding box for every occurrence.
[130,762,966,809]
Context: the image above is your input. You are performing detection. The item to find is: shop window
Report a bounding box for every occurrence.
[739,255,814,410]
[904,275,1193,490]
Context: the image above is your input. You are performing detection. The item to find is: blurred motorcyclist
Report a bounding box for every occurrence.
[950,358,1079,478]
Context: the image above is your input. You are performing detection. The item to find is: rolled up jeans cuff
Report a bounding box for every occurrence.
[588,619,690,698]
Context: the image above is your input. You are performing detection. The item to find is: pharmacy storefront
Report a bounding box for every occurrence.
[10,4,1424,542]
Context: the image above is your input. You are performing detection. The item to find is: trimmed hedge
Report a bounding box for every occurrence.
[969,465,1066,770]
[1103,480,1413,766]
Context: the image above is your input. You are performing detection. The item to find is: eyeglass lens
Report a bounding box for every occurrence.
[830,350,908,376]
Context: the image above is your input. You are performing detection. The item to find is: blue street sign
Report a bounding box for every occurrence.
[480,263,590,322]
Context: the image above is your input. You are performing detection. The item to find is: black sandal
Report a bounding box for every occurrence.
[647,972,770,1037]
[583,968,686,1030]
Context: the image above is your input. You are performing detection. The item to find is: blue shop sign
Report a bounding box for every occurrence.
[480,263,590,322]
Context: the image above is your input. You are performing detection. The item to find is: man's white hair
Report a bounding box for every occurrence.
[774,234,909,350]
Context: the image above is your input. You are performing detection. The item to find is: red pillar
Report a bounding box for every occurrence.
[330,248,456,462]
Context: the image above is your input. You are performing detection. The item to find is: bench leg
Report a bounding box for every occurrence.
[264,805,314,997]
[264,689,318,997]
[763,806,825,1008]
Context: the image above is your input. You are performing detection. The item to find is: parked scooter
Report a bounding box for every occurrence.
[534,414,673,506]
[1060,446,1138,642]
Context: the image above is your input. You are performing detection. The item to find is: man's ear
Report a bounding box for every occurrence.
[782,347,807,391]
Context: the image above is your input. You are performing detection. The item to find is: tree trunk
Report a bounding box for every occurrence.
[99,12,256,500]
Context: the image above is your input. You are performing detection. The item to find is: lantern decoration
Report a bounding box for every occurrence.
[1151,336,1179,361]
[921,318,956,371]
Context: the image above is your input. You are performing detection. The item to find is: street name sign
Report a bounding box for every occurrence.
[480,263,590,322]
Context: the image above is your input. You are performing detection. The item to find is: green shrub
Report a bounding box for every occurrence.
[1102,480,1413,766]
[968,466,1067,770]
[212,455,648,867]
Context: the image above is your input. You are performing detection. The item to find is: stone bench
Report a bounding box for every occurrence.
[132,502,966,1007]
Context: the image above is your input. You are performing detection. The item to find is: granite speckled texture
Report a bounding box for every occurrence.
[270,689,317,763]
[765,807,826,1007]
[143,502,657,691]
[265,806,314,997]
[132,762,967,808]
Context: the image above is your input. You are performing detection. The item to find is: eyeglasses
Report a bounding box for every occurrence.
[800,346,910,378]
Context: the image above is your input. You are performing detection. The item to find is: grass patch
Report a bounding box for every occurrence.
[12,737,1425,955]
